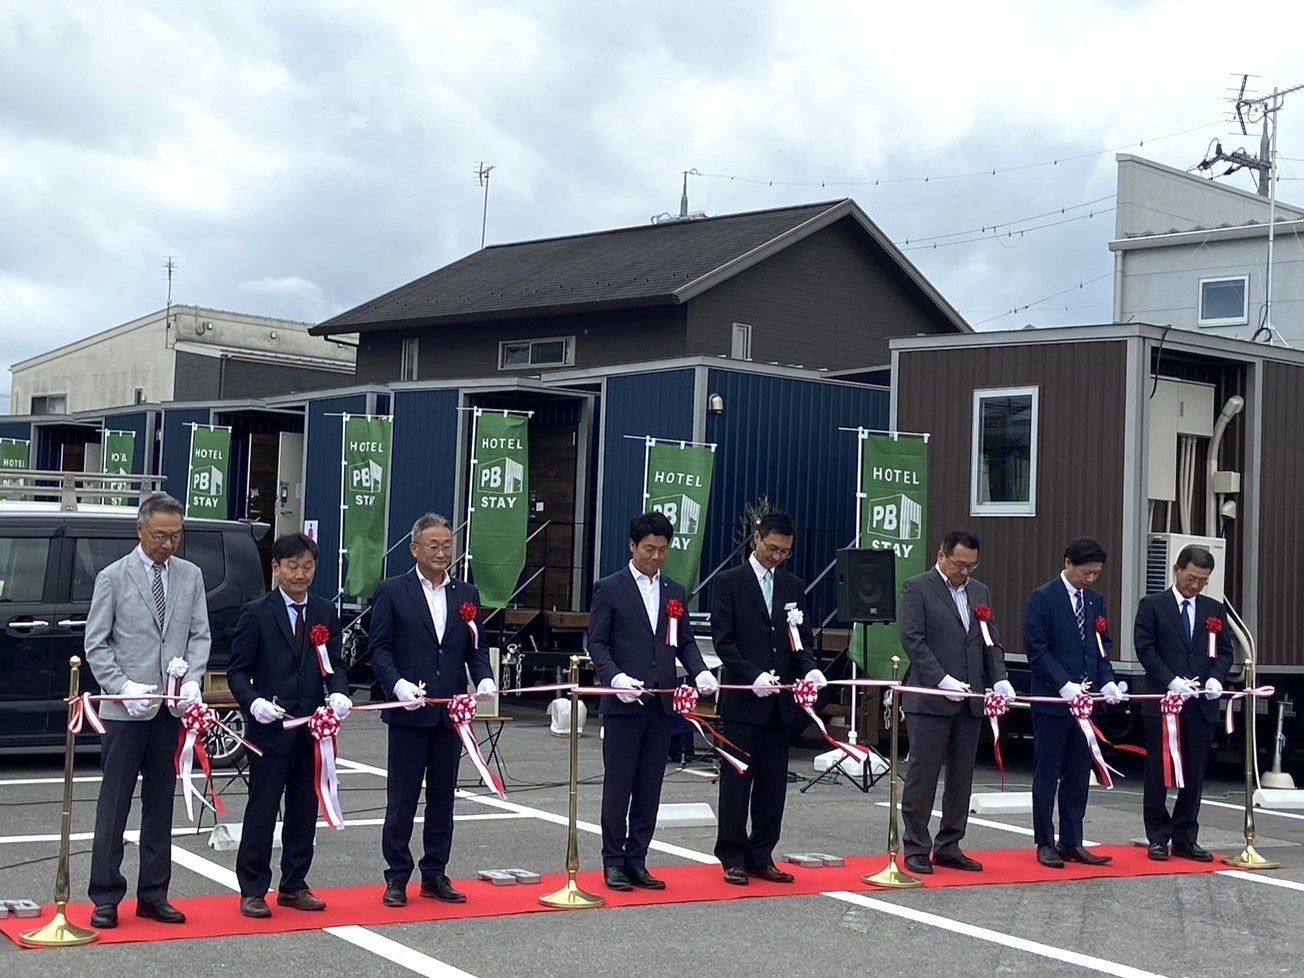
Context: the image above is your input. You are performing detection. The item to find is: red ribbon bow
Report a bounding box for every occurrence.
[446,693,505,798]
[460,602,480,647]
[175,703,225,821]
[1159,691,1187,789]
[983,691,1010,788]
[666,598,684,647]
[308,623,334,677]
[1204,616,1223,659]
[307,705,345,829]
[1093,615,1109,658]
[671,685,749,773]
[974,605,993,622]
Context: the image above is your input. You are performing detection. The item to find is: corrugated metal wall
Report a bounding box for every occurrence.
[388,388,461,578]
[1257,361,1304,667]
[304,394,369,598]
[102,411,153,474]
[0,420,32,443]
[160,408,213,507]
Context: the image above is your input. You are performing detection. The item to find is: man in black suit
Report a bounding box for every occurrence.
[588,511,719,892]
[1134,544,1233,862]
[711,511,826,885]
[899,530,1014,875]
[1024,537,1126,869]
[227,532,352,918]
[370,513,496,908]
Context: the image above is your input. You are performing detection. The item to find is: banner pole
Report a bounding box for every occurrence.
[463,407,482,583]
[184,423,197,517]
[640,436,653,511]
[848,428,869,746]
[337,413,348,622]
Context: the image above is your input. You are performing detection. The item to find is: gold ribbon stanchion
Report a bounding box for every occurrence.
[1225,657,1281,870]
[539,655,604,909]
[863,656,920,889]
[22,657,99,947]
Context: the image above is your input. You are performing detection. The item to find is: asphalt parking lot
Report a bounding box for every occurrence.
[0,702,1300,978]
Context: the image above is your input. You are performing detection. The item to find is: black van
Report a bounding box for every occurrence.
[0,506,267,763]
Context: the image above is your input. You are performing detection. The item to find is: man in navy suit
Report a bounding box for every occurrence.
[369,513,497,908]
[711,511,826,885]
[1134,544,1233,862]
[1024,537,1125,869]
[228,533,352,918]
[588,511,718,892]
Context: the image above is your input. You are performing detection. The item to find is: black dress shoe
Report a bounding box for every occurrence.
[135,900,186,924]
[932,851,983,872]
[625,866,666,890]
[747,864,796,883]
[1147,843,1170,861]
[1057,845,1112,866]
[604,866,633,891]
[903,854,934,875]
[1171,843,1214,863]
[1036,845,1065,868]
[90,904,118,929]
[420,875,467,903]
[722,866,749,886]
[382,882,407,907]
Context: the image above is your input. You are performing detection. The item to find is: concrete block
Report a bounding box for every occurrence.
[969,791,1034,815]
[1254,787,1304,810]
[784,853,825,867]
[503,868,541,883]
[476,870,518,885]
[655,802,716,828]
[4,899,40,918]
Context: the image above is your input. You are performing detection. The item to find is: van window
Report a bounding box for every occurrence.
[183,531,227,593]
[72,537,137,601]
[0,537,50,602]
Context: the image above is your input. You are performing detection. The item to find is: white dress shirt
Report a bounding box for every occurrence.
[935,564,970,629]
[416,567,449,641]
[628,561,660,632]
[748,554,773,613]
[135,545,168,598]
[1172,585,1195,637]
[280,588,306,633]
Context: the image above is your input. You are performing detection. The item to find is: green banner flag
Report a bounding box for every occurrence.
[848,434,929,678]
[0,438,29,473]
[645,441,714,593]
[468,412,529,609]
[186,426,230,519]
[342,416,392,599]
[104,430,135,507]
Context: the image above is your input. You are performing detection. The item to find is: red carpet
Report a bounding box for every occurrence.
[1,845,1226,948]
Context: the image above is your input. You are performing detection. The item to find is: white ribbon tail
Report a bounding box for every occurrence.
[456,720,505,799]
[801,703,868,763]
[1164,711,1185,790]
[1076,718,1120,789]
[176,729,215,822]
[683,716,748,774]
[1207,633,1216,659]
[315,735,345,830]
[165,674,181,700]
[469,620,480,647]
[788,624,803,652]
[979,620,993,647]
[667,617,678,647]
[315,642,334,676]
[1095,633,1107,658]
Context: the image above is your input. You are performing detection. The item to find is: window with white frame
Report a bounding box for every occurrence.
[498,336,574,369]
[400,337,419,380]
[1198,276,1248,327]
[730,322,753,360]
[971,386,1038,516]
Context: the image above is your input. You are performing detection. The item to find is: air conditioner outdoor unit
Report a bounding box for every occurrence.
[1145,533,1226,601]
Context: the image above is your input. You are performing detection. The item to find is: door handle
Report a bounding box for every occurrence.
[7,620,50,631]
[58,619,88,628]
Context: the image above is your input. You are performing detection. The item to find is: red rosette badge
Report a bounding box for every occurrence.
[1093,615,1109,659]
[666,598,685,647]
[460,602,480,647]
[309,623,334,677]
[1204,616,1223,659]
[974,604,995,647]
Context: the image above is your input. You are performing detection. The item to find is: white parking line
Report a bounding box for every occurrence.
[326,926,482,977]
[873,801,1098,846]
[1217,869,1304,893]
[1201,798,1304,822]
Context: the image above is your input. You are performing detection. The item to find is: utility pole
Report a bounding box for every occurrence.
[163,256,177,349]
[474,162,495,249]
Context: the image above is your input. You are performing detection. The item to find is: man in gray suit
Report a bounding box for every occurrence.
[84,492,211,928]
[899,530,1013,875]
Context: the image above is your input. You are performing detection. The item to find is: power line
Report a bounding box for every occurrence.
[894,195,1116,245]
[899,207,1115,251]
[970,271,1114,327]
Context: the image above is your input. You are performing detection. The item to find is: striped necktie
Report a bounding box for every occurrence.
[151,562,166,629]
[1074,589,1085,642]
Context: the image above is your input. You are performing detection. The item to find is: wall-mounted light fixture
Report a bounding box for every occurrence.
[707,393,725,414]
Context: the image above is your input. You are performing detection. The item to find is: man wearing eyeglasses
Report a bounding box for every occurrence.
[84,492,210,929]
[899,530,1014,876]
[711,511,826,885]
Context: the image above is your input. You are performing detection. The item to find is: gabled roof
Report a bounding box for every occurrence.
[314,199,970,335]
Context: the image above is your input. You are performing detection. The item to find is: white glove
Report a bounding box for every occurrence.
[611,672,646,704]
[1203,677,1223,701]
[475,677,498,701]
[328,692,352,719]
[992,679,1016,701]
[177,680,203,710]
[694,670,719,695]
[1100,681,1124,705]
[938,674,971,702]
[804,668,828,689]
[250,697,287,724]
[1168,676,1199,700]
[393,678,426,711]
[120,680,157,718]
[1059,681,1084,701]
[752,671,781,697]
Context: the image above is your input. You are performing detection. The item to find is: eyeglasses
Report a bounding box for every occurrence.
[417,542,454,554]
[759,541,792,559]
[942,553,978,572]
[147,530,183,545]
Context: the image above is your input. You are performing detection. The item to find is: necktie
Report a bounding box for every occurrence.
[1074,589,1085,642]
[1181,599,1193,644]
[151,563,166,629]
[762,571,774,615]
[292,603,306,648]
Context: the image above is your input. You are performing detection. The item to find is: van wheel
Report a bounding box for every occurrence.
[204,709,248,768]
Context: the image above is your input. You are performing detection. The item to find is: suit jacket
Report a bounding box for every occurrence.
[1024,576,1116,714]
[1134,590,1233,723]
[84,550,211,722]
[587,567,708,716]
[711,561,816,725]
[899,568,1007,718]
[368,569,493,728]
[227,591,350,755]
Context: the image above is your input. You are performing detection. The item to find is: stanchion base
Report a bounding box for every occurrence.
[539,877,605,909]
[20,908,98,947]
[1224,845,1283,870]
[862,860,923,889]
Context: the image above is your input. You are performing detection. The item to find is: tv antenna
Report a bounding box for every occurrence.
[163,256,177,348]
[474,161,495,249]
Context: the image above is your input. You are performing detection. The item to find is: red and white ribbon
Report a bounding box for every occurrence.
[1205,616,1223,660]
[447,693,505,799]
[983,691,1010,789]
[460,602,480,648]
[1224,685,1277,735]
[68,692,106,734]
[165,656,188,701]
[666,599,684,648]
[1160,691,1186,789]
[671,686,749,774]
[1069,692,1123,789]
[175,704,224,822]
[307,707,345,829]
[786,605,804,652]
[974,605,995,647]
[1094,616,1109,659]
[309,624,334,677]
[792,678,870,766]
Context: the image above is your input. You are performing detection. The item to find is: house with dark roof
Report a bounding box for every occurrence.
[313,198,969,381]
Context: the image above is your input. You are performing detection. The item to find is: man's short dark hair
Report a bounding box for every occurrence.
[942,530,981,554]
[629,511,673,545]
[1064,537,1107,565]
[756,511,795,539]
[1176,544,1216,571]
[272,532,319,563]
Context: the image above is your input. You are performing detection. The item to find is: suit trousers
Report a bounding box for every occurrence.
[1031,710,1093,848]
[714,712,791,871]
[901,711,982,858]
[1142,710,1216,849]
[382,723,461,885]
[89,711,181,907]
[600,702,675,868]
[236,728,319,897]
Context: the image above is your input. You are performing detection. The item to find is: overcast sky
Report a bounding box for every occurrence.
[3,0,1304,409]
